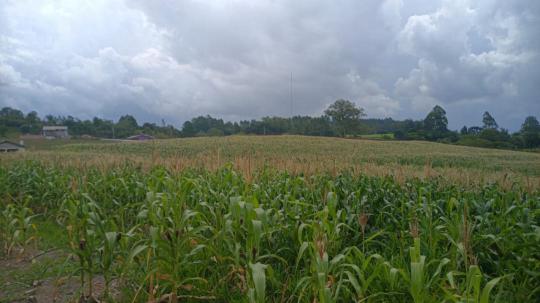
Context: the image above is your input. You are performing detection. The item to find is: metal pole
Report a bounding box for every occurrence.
[290,72,293,132]
[290,72,293,118]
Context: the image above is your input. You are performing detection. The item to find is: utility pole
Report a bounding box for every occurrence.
[289,72,294,132]
[290,72,293,118]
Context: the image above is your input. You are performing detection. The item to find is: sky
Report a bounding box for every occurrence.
[0,0,539,131]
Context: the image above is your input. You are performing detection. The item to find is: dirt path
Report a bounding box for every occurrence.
[1,249,118,303]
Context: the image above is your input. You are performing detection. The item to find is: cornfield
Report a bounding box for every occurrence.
[5,135,540,190]
[1,160,538,302]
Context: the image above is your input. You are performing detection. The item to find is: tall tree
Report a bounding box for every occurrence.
[116,115,139,138]
[423,105,449,141]
[482,111,498,129]
[520,116,540,148]
[424,105,448,131]
[181,121,196,137]
[0,107,25,127]
[324,99,365,137]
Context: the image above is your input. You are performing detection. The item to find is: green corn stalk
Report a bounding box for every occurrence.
[445,266,502,303]
[409,237,427,303]
[100,231,120,300]
[0,203,37,256]
[248,262,267,303]
[0,161,536,302]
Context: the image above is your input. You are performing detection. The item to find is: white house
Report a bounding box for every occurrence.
[43,126,69,139]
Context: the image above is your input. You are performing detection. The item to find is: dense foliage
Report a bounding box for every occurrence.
[1,103,539,149]
[324,99,366,137]
[0,107,180,139]
[1,162,539,302]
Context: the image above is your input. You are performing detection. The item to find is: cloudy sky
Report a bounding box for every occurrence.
[0,0,538,130]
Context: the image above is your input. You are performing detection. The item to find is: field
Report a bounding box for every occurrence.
[9,135,540,187]
[358,133,394,140]
[1,136,539,302]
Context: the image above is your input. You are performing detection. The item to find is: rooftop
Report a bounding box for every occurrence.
[43,126,68,130]
[0,140,25,148]
[127,133,155,140]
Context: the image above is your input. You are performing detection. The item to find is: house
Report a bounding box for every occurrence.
[43,126,69,139]
[127,133,155,141]
[0,140,25,152]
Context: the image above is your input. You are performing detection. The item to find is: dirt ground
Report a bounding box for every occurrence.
[0,249,119,303]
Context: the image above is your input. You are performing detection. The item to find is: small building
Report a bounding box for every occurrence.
[0,140,25,152]
[43,126,69,139]
[127,133,155,141]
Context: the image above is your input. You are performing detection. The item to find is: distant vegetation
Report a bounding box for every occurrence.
[9,135,540,187]
[1,100,539,149]
[0,107,181,139]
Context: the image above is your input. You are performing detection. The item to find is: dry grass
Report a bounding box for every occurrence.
[3,135,540,189]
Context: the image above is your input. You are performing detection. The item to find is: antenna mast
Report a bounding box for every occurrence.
[289,72,294,132]
[290,72,293,118]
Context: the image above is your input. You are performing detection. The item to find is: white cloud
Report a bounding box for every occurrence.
[0,62,24,86]
[0,0,538,130]
[347,71,400,117]
[393,0,539,127]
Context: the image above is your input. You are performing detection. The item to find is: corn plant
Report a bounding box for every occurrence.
[248,262,268,303]
[1,162,538,302]
[62,197,100,301]
[443,265,502,303]
[0,201,37,257]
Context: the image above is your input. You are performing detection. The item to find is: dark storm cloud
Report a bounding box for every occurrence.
[0,0,538,129]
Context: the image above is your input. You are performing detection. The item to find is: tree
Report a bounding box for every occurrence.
[460,126,468,135]
[467,126,482,135]
[0,107,25,127]
[92,117,114,138]
[324,99,365,137]
[24,111,42,134]
[424,105,448,132]
[520,116,540,148]
[480,128,510,142]
[45,114,59,125]
[115,115,139,138]
[0,125,7,137]
[423,105,448,140]
[207,127,225,137]
[117,115,138,129]
[482,111,498,129]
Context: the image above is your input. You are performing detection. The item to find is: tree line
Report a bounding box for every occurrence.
[0,107,181,139]
[1,100,539,149]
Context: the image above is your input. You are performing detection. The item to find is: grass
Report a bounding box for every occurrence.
[0,256,71,303]
[359,133,395,140]
[21,137,115,151]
